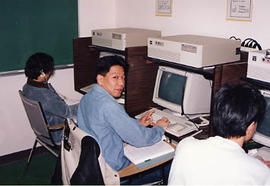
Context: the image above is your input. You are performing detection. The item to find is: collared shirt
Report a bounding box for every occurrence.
[22,80,78,144]
[168,136,270,185]
[77,84,164,171]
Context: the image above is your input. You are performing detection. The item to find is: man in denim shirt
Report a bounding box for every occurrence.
[22,52,78,144]
[77,55,171,184]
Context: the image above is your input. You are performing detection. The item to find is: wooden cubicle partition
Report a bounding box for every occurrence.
[73,37,99,93]
[73,37,158,116]
[124,47,159,116]
[213,62,248,94]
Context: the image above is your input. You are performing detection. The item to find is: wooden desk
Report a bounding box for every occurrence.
[118,124,211,178]
[118,157,172,178]
[118,143,175,178]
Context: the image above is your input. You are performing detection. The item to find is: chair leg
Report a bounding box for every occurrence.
[27,139,38,165]
[22,139,38,177]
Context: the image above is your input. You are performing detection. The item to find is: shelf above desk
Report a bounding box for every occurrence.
[244,77,270,90]
[88,45,126,55]
[146,57,214,81]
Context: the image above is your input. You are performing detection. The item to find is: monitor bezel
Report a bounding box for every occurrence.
[152,66,212,115]
[253,89,270,148]
[152,66,191,114]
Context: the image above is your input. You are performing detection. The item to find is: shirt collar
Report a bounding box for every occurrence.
[213,136,244,150]
[27,79,49,89]
[93,84,117,102]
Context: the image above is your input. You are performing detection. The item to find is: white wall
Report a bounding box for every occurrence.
[0,73,33,156]
[114,0,270,48]
[78,0,116,37]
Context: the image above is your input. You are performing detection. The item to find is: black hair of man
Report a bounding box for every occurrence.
[25,52,55,80]
[95,55,128,79]
[213,83,266,138]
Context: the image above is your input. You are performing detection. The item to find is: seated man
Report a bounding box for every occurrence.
[77,55,171,184]
[168,83,270,185]
[22,52,78,144]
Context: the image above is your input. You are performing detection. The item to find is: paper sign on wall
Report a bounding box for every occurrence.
[156,0,172,17]
[226,0,253,21]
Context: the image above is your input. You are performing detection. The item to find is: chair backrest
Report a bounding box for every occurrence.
[61,119,120,185]
[19,90,56,146]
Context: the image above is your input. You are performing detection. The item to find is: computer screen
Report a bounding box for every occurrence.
[253,89,270,148]
[153,66,212,115]
[158,71,186,107]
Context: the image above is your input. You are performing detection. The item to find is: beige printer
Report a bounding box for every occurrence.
[92,27,161,51]
[247,49,270,83]
[148,35,241,68]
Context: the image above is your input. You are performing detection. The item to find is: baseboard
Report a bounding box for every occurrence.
[0,146,49,166]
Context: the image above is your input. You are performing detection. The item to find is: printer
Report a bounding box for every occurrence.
[148,35,241,68]
[91,27,161,51]
[247,49,270,83]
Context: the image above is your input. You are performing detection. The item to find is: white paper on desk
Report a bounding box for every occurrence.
[124,140,175,167]
[56,91,81,105]
[80,84,95,94]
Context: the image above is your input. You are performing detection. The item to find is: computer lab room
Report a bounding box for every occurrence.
[1,0,270,185]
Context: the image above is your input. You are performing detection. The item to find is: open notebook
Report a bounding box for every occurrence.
[124,140,175,169]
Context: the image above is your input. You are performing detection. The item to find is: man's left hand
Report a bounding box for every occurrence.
[139,110,155,126]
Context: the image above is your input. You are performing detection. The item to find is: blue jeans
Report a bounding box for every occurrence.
[120,161,172,185]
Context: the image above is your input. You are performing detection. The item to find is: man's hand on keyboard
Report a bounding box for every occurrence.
[259,158,270,168]
[139,109,155,126]
[154,117,170,130]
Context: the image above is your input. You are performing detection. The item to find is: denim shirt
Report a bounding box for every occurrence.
[22,80,78,144]
[77,84,164,171]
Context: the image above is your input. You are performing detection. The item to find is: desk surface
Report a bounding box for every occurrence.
[118,157,172,178]
[118,127,209,178]
[118,143,175,178]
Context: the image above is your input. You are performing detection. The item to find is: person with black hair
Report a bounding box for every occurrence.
[77,55,171,184]
[168,83,270,185]
[22,52,78,144]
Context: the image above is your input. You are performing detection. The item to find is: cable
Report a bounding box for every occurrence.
[229,36,241,41]
[241,38,262,50]
[183,114,200,130]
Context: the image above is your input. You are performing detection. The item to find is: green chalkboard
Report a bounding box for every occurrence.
[0,0,78,73]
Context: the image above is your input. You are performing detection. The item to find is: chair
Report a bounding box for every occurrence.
[52,118,169,185]
[58,119,164,185]
[18,90,64,167]
[60,118,120,185]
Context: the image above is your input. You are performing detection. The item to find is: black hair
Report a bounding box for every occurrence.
[24,52,55,80]
[95,55,128,79]
[213,83,266,138]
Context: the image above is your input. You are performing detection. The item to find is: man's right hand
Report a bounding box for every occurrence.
[259,158,270,168]
[154,117,170,130]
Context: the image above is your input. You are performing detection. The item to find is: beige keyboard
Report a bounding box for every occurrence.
[136,108,198,137]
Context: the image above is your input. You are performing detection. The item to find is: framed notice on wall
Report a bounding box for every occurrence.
[156,0,172,17]
[226,0,253,21]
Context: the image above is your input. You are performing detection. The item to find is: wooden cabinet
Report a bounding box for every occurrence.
[73,37,158,116]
